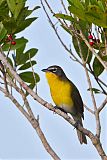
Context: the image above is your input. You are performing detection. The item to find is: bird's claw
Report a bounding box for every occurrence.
[73,120,81,130]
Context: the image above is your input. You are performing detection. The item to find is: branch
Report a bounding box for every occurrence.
[0,61,9,92]
[76,36,101,138]
[79,31,107,70]
[40,0,82,64]
[60,0,68,14]
[98,97,107,113]
[29,53,37,93]
[84,104,94,114]
[0,86,60,160]
[0,46,107,160]
[41,0,107,89]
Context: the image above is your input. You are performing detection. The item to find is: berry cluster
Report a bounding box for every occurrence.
[6,34,16,45]
[88,34,100,46]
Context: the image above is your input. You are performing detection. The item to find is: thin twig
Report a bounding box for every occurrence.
[0,86,60,160]
[41,0,107,89]
[0,48,107,159]
[98,97,107,113]
[40,0,83,65]
[60,0,68,14]
[43,0,68,27]
[84,104,94,115]
[7,75,36,118]
[76,36,101,138]
[29,53,37,93]
[7,45,12,57]
[0,61,9,93]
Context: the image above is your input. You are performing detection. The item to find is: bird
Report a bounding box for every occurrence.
[42,65,87,144]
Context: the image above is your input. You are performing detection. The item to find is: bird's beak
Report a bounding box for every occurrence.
[41,68,48,72]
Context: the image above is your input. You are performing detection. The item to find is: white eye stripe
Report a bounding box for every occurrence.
[48,67,57,72]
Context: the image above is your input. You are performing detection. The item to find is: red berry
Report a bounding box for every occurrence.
[7,34,13,41]
[11,41,16,45]
[89,41,94,46]
[88,34,93,39]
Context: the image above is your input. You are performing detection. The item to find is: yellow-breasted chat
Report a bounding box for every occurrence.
[42,65,87,144]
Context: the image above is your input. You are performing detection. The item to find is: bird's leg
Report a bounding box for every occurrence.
[73,120,81,130]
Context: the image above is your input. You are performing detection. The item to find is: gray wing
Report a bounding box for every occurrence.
[71,82,84,119]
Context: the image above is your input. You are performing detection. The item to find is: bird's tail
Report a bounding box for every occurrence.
[73,115,87,144]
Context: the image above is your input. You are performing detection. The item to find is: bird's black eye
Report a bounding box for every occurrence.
[48,67,57,73]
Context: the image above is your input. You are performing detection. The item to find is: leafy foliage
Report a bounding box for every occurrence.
[0,0,40,92]
[68,0,107,28]
[54,0,107,79]
[87,88,102,94]
[93,53,104,77]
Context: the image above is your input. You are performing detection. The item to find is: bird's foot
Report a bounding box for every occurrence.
[73,120,81,130]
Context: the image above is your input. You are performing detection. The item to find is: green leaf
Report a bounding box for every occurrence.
[6,0,26,19]
[61,24,71,35]
[98,0,105,12]
[24,6,40,17]
[90,0,98,5]
[17,6,40,22]
[24,48,38,61]
[54,13,74,22]
[19,71,40,83]
[16,43,26,55]
[68,6,85,21]
[18,60,36,70]
[87,87,101,94]
[0,22,7,41]
[2,37,28,51]
[85,0,89,8]
[72,35,92,63]
[85,5,107,28]
[102,55,107,62]
[15,17,37,33]
[16,48,38,65]
[2,17,17,33]
[0,1,9,21]
[16,44,26,64]
[93,55,104,76]
[68,0,107,28]
[68,0,84,10]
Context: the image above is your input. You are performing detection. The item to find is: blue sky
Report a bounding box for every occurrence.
[0,0,107,159]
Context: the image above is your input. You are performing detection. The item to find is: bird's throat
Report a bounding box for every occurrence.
[45,72,74,110]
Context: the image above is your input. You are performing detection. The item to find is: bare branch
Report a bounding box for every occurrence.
[0,86,60,160]
[41,0,107,89]
[0,45,107,159]
[76,35,101,138]
[60,0,68,14]
[40,0,84,65]
[0,61,9,93]
[98,97,107,113]
[29,53,37,93]
[84,104,94,115]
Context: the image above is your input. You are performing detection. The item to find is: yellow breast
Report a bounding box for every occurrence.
[45,72,74,111]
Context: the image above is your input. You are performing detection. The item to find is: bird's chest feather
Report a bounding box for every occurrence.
[46,73,74,111]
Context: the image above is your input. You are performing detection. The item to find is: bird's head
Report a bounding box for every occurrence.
[42,65,66,79]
